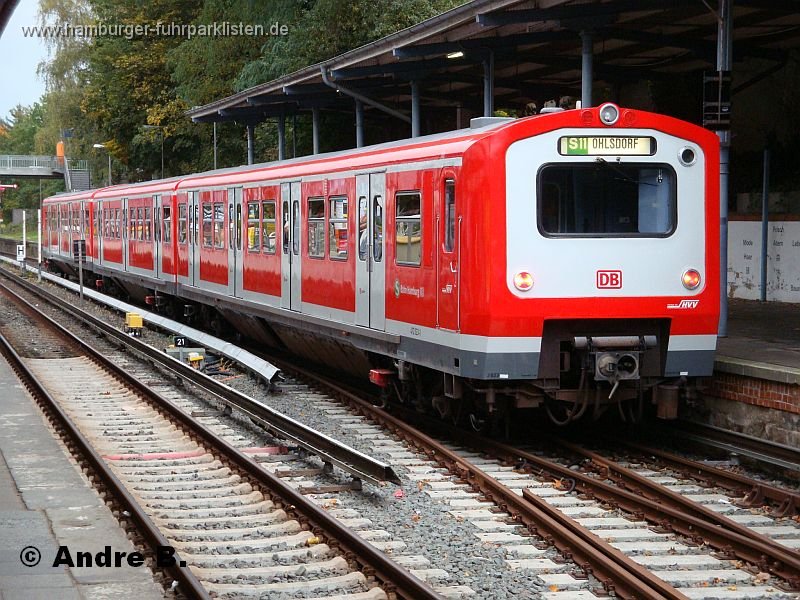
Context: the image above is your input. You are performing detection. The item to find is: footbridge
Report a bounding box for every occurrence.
[0,155,92,191]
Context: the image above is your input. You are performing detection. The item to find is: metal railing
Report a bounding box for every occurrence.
[0,155,89,172]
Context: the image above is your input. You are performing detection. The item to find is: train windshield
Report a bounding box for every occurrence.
[538,161,676,237]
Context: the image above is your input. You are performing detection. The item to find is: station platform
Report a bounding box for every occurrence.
[0,355,163,600]
[700,298,800,447]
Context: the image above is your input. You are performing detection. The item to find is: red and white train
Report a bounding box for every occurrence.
[43,104,720,425]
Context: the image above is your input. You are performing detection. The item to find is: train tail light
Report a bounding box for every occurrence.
[513,271,534,291]
[682,269,701,290]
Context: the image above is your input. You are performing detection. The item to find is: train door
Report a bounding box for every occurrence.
[153,194,161,278]
[188,191,200,285]
[280,181,302,310]
[355,172,386,330]
[437,176,460,331]
[228,187,242,297]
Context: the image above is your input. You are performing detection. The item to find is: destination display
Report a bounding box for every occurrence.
[559,136,656,156]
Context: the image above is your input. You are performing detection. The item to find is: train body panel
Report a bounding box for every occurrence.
[42,105,720,422]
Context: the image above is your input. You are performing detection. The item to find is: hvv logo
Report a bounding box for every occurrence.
[596,270,622,289]
[667,299,700,309]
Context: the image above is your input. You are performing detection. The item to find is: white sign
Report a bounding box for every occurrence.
[728,220,800,302]
[16,244,25,262]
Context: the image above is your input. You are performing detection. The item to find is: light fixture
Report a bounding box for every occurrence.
[682,269,701,290]
[446,51,464,59]
[513,271,534,291]
[598,103,620,126]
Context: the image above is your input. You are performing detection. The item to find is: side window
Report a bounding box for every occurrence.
[202,203,212,247]
[115,208,120,239]
[328,196,348,260]
[282,200,290,255]
[144,207,151,241]
[358,195,368,261]
[396,191,421,266]
[372,195,383,262]
[178,204,187,244]
[247,202,260,251]
[292,200,300,255]
[163,206,172,244]
[444,179,456,252]
[213,202,225,248]
[307,197,325,258]
[262,201,276,254]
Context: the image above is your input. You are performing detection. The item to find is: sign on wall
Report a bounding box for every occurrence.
[728,220,800,302]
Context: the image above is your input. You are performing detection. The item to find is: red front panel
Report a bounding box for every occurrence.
[242,185,281,296]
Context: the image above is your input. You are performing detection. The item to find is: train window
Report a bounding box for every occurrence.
[213,202,225,248]
[262,201,276,254]
[115,208,121,239]
[247,202,260,251]
[444,180,456,252]
[538,163,676,237]
[328,196,348,261]
[163,206,171,244]
[292,200,300,255]
[178,204,187,244]
[282,201,289,254]
[202,203,213,247]
[358,196,368,261]
[144,207,151,241]
[396,192,421,266]
[137,207,144,240]
[372,196,383,263]
[307,197,325,259]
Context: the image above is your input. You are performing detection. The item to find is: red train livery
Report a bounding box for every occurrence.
[43,104,720,425]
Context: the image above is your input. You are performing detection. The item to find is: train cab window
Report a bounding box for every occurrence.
[328,196,348,261]
[395,191,421,266]
[178,204,187,244]
[262,201,276,254]
[444,179,456,252]
[538,163,676,237]
[307,197,325,258]
[202,203,213,247]
[163,206,171,243]
[247,202,260,251]
[213,202,225,248]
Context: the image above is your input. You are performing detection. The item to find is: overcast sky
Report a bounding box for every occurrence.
[0,1,48,121]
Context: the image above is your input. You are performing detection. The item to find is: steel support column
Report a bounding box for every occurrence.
[717,0,732,336]
[312,107,321,155]
[483,51,494,117]
[355,100,364,148]
[246,124,255,166]
[277,114,286,161]
[411,80,421,138]
[760,149,770,302]
[581,30,593,107]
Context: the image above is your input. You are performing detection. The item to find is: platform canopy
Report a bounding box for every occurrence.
[186,0,800,127]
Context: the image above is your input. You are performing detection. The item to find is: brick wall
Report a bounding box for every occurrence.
[708,372,800,415]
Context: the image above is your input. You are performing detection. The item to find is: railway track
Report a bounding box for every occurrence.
[3,261,800,598]
[0,280,439,599]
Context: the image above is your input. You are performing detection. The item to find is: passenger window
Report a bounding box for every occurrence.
[163,206,172,244]
[358,195,368,261]
[328,196,348,261]
[178,204,187,244]
[292,200,300,255]
[202,203,213,247]
[396,191,421,266]
[213,202,225,248]
[307,197,325,258]
[247,202,260,251]
[444,179,456,252]
[262,201,276,254]
[372,195,383,262]
[144,207,151,241]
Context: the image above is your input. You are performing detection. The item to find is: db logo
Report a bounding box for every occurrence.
[596,270,622,289]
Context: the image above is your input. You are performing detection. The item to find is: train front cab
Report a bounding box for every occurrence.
[499,105,720,422]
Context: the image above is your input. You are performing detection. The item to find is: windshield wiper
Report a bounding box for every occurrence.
[595,157,657,186]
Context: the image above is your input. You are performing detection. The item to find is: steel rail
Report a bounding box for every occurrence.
[271,363,686,600]
[0,267,399,487]
[0,332,210,600]
[658,421,800,474]
[0,278,440,600]
[610,437,800,516]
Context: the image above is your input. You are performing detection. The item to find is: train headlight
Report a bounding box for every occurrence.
[598,103,620,126]
[682,269,701,290]
[513,271,534,291]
